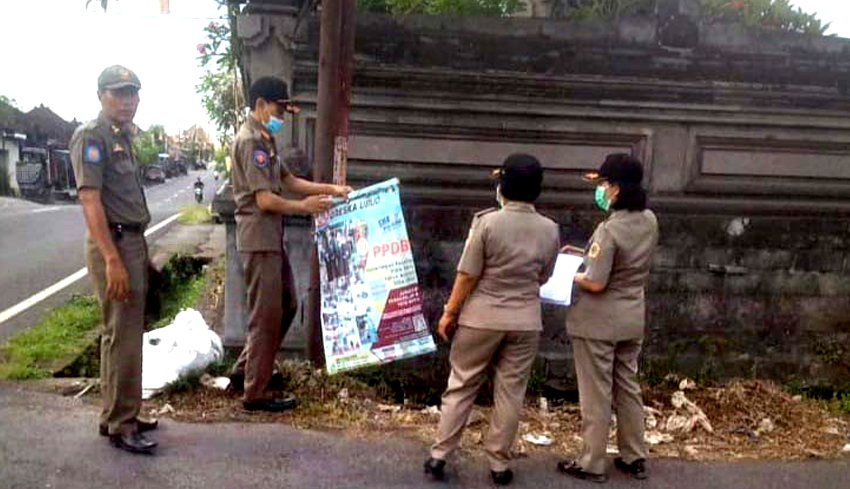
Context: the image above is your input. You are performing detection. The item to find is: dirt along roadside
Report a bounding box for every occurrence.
[10,217,850,464]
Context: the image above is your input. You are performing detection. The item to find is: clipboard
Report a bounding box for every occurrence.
[540,253,584,306]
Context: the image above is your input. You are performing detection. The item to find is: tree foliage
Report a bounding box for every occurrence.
[85,0,113,11]
[197,69,241,137]
[196,1,244,141]
[358,0,524,15]
[556,1,830,35]
[700,0,830,35]
[0,95,20,128]
[134,124,167,165]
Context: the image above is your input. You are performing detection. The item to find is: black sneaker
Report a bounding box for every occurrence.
[491,469,513,486]
[423,457,446,481]
[614,458,647,480]
[557,460,608,483]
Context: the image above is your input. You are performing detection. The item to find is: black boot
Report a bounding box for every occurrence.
[423,457,446,481]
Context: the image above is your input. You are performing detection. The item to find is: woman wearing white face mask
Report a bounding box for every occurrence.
[557,154,658,483]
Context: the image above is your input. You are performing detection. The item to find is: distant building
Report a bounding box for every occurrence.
[0,101,78,197]
[0,130,27,196]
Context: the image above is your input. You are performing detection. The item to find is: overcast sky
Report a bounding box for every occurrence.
[0,0,847,141]
[0,0,221,137]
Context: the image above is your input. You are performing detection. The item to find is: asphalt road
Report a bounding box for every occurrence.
[0,169,220,343]
[0,384,848,489]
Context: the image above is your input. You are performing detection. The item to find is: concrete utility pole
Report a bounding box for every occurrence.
[306,0,357,367]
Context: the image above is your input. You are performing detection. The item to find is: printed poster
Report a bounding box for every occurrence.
[314,178,436,374]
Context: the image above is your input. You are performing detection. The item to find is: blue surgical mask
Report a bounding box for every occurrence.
[594,185,610,212]
[265,115,284,134]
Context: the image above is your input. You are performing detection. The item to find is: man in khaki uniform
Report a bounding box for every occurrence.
[557,154,659,482]
[71,65,157,454]
[229,76,351,411]
[425,154,560,486]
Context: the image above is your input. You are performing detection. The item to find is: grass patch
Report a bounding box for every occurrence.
[148,256,209,330]
[0,295,101,380]
[177,204,212,225]
[829,392,850,415]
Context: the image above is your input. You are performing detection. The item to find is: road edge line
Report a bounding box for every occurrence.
[0,212,182,326]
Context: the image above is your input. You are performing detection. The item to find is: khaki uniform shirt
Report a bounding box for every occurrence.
[567,209,659,341]
[70,113,150,227]
[457,202,560,331]
[231,118,292,252]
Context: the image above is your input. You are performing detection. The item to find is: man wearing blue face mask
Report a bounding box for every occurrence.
[229,76,352,411]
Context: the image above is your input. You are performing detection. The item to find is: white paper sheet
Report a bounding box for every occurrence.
[540,253,584,306]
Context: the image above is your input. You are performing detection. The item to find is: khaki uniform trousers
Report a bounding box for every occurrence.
[234,251,297,402]
[86,233,148,436]
[572,337,647,475]
[431,326,539,471]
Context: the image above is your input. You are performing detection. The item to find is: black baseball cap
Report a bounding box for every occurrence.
[249,76,299,113]
[491,153,543,203]
[584,153,643,184]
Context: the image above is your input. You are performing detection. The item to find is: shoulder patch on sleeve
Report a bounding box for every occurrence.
[588,242,601,259]
[253,149,270,169]
[84,139,103,165]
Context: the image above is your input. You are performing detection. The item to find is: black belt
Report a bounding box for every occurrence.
[109,222,144,234]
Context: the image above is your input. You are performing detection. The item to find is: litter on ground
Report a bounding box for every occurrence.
[142,308,223,399]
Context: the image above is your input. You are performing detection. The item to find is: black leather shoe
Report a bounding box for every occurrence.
[614,457,647,480]
[109,432,157,454]
[557,460,608,483]
[423,457,445,481]
[491,469,513,486]
[267,372,286,391]
[99,418,159,437]
[242,394,297,412]
[228,373,245,392]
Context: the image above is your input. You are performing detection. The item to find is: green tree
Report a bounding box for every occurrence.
[134,124,167,165]
[700,0,830,35]
[213,143,229,177]
[556,1,830,35]
[85,0,112,10]
[196,1,243,140]
[0,95,19,127]
[197,69,241,137]
[359,0,524,15]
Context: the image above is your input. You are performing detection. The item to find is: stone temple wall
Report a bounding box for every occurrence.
[229,1,850,389]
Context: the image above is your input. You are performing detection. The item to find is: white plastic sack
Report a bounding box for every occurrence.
[142,308,223,399]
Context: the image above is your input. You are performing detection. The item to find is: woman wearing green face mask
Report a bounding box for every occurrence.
[557,154,658,483]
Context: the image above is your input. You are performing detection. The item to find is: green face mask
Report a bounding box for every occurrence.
[594,185,610,211]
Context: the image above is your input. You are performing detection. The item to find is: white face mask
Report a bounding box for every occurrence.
[496,184,505,208]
